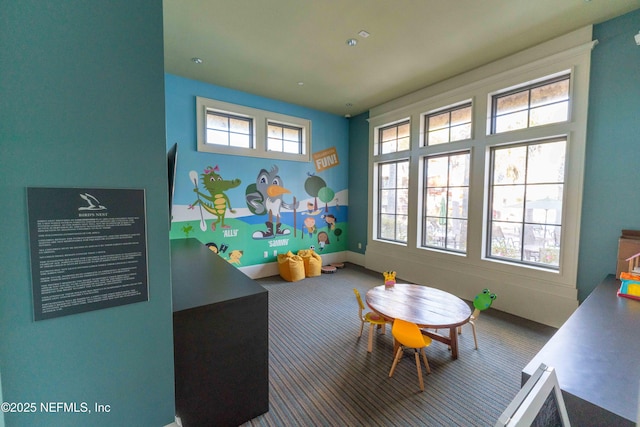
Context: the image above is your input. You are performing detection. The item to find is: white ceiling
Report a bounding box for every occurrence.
[163,0,639,116]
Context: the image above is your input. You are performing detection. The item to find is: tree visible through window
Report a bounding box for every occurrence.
[488,139,566,268]
[378,121,410,155]
[422,152,470,252]
[491,75,569,134]
[378,160,409,243]
[424,103,472,145]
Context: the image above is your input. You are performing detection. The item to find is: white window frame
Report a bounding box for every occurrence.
[371,118,412,247]
[366,28,597,327]
[422,101,473,146]
[486,137,567,269]
[375,158,410,244]
[420,150,471,254]
[196,96,311,162]
[488,72,571,135]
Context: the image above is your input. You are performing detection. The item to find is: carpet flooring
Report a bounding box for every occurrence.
[241,263,556,427]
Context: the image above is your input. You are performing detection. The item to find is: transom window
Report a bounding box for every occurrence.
[377,120,410,155]
[205,111,253,148]
[424,103,472,145]
[377,160,409,243]
[267,122,304,154]
[488,138,566,268]
[491,75,570,134]
[196,96,311,162]
[422,152,470,253]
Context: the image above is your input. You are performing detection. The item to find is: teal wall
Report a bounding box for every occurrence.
[347,112,370,254]
[577,9,640,301]
[0,371,3,427]
[0,1,175,426]
[165,74,350,265]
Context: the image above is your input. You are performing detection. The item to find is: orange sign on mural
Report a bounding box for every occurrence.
[313,147,340,172]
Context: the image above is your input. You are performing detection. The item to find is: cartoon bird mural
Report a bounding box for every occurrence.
[245,165,299,239]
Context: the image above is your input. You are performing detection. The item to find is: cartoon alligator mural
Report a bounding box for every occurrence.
[189,165,241,231]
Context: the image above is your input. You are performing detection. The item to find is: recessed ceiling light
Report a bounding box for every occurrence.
[191,57,203,64]
[297,81,304,86]
[346,103,353,108]
[358,30,370,38]
[346,38,357,47]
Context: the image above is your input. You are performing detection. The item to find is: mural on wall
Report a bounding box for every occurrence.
[169,149,348,268]
[246,165,299,239]
[189,165,241,231]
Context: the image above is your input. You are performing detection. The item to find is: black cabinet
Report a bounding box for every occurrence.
[171,238,269,426]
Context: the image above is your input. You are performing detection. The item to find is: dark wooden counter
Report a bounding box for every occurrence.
[171,238,268,426]
[522,274,640,426]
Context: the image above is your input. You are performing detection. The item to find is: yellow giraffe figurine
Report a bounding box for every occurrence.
[383,270,396,287]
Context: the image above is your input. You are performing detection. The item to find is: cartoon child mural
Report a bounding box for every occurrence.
[317,231,330,251]
[189,166,241,231]
[205,242,229,255]
[322,214,336,231]
[303,216,316,238]
[245,165,299,239]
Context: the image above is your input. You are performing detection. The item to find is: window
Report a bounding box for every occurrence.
[267,122,303,154]
[377,120,410,155]
[422,152,470,252]
[377,160,409,243]
[424,103,472,145]
[196,97,311,162]
[490,75,570,134]
[488,138,566,268]
[205,111,253,148]
[367,31,594,325]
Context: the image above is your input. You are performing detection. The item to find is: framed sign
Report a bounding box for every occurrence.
[27,187,149,321]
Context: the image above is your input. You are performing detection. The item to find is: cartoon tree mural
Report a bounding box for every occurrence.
[304,173,327,210]
[317,186,335,212]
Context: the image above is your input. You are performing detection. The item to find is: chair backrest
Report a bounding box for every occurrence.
[392,318,429,348]
[472,288,497,320]
[353,288,365,313]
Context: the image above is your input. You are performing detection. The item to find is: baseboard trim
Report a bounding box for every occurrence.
[238,250,365,279]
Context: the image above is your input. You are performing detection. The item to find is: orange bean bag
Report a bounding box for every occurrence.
[278,251,305,282]
[297,249,322,277]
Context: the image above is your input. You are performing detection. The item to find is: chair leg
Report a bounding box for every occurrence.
[388,346,403,378]
[420,348,431,374]
[367,323,375,352]
[358,320,364,338]
[414,350,424,391]
[471,321,478,350]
